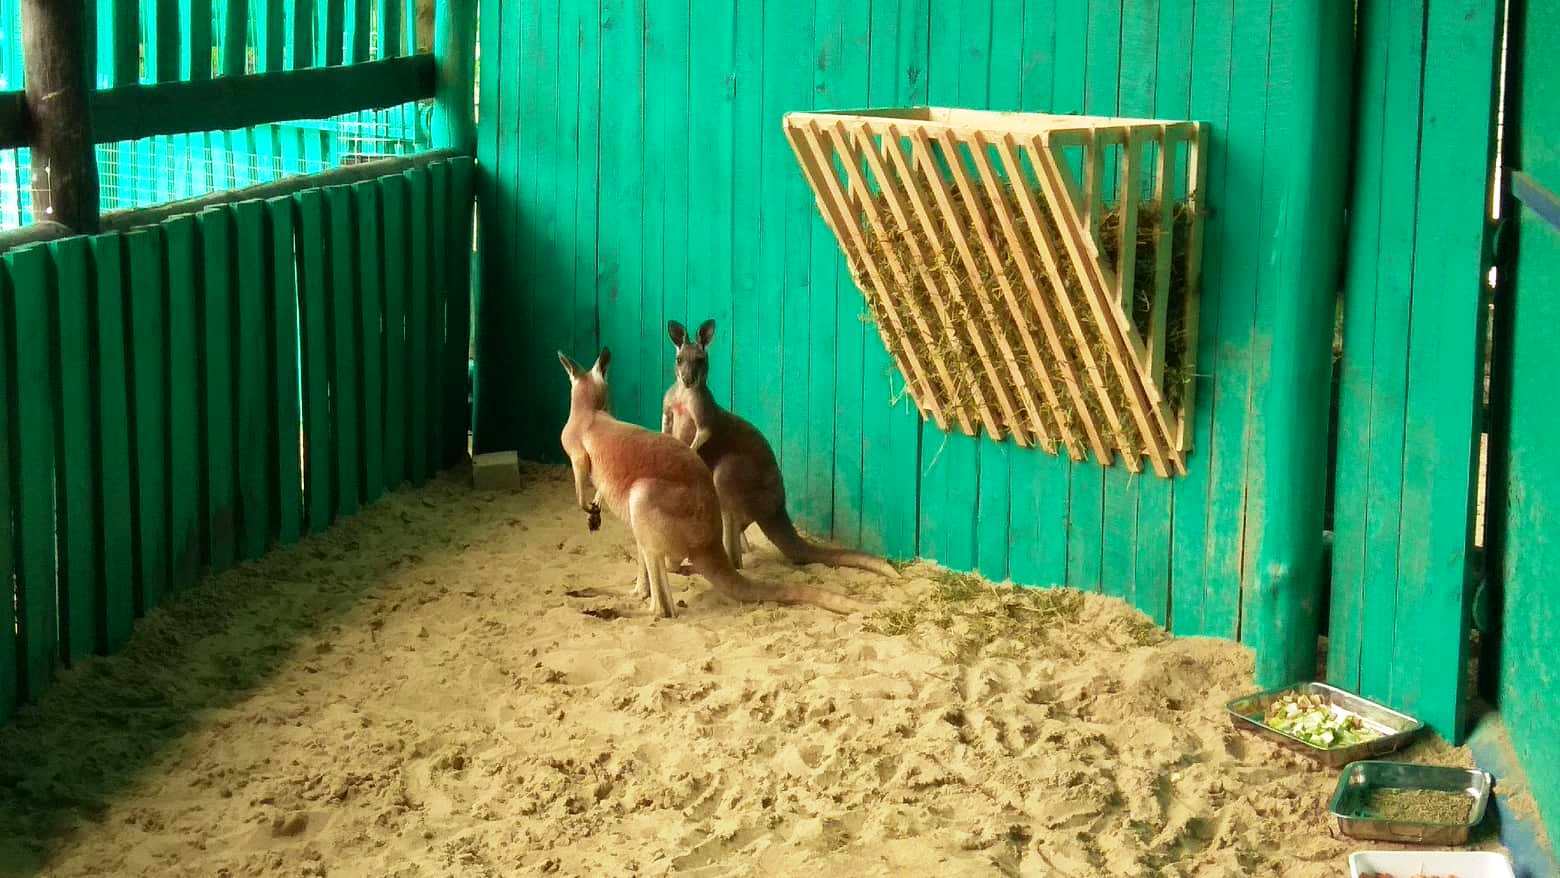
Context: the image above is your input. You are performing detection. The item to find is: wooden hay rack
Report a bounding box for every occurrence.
[783,107,1207,477]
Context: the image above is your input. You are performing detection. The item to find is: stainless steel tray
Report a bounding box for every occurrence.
[1224,682,1422,767]
[1330,760,1492,845]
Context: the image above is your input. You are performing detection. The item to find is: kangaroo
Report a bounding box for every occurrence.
[661,319,899,579]
[558,347,866,618]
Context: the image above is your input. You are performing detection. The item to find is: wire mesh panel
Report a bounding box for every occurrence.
[784,107,1207,478]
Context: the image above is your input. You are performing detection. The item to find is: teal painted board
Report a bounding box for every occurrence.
[1170,0,1233,636]
[199,208,239,572]
[1384,0,1498,739]
[379,174,410,490]
[267,197,303,545]
[126,230,171,616]
[5,245,59,698]
[353,180,386,503]
[90,235,136,652]
[295,189,334,531]
[325,185,362,516]
[854,0,926,562]
[644,0,689,447]
[403,168,432,485]
[567,1,601,375]
[775,0,815,527]
[224,0,249,75]
[234,201,274,559]
[1498,0,1560,847]
[184,0,214,79]
[471,0,506,453]
[164,216,203,593]
[0,257,12,719]
[428,161,453,470]
[49,238,102,662]
[444,159,474,466]
[151,0,181,82]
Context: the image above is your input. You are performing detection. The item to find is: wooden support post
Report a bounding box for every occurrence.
[433,0,476,153]
[20,0,101,233]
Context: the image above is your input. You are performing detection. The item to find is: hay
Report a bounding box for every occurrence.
[856,178,1195,464]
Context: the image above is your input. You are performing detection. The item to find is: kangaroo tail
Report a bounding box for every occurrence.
[757,510,901,579]
[689,549,868,615]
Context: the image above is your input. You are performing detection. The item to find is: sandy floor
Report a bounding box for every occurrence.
[0,464,1494,877]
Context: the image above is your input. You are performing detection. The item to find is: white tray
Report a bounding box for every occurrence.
[1349,850,1515,878]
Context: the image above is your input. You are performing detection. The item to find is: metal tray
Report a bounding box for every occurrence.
[1224,682,1422,767]
[1330,761,1492,845]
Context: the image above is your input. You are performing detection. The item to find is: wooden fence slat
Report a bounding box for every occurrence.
[268,196,303,544]
[112,0,139,84]
[325,185,361,515]
[224,0,249,76]
[5,246,58,698]
[184,0,214,80]
[443,158,474,466]
[290,0,316,67]
[151,0,181,82]
[164,216,202,592]
[348,0,371,64]
[195,208,239,573]
[404,167,431,485]
[90,234,136,650]
[324,0,346,67]
[50,238,101,663]
[352,180,385,502]
[427,161,450,475]
[261,0,286,72]
[295,188,334,532]
[379,173,409,489]
[233,200,274,559]
[126,229,171,615]
[0,252,14,720]
[378,0,404,59]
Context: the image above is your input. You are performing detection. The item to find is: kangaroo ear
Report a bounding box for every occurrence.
[697,318,716,347]
[558,351,584,382]
[667,320,687,349]
[594,347,612,375]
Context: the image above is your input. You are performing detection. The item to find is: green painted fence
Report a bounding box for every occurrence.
[1491,0,1560,850]
[0,0,430,228]
[473,0,1353,685]
[0,156,474,723]
[1326,0,1502,743]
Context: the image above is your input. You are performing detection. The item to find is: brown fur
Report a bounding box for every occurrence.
[662,320,900,579]
[559,348,866,617]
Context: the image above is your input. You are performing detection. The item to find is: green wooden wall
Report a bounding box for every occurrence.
[474,0,1353,683]
[1326,0,1502,743]
[0,157,474,723]
[1494,0,1560,849]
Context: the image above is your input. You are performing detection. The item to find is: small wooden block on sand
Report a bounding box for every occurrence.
[472,451,523,491]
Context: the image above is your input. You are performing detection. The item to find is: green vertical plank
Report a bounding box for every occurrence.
[1171,0,1235,637]
[1010,0,1069,588]
[5,246,59,697]
[428,161,452,469]
[49,238,101,663]
[324,0,345,66]
[295,189,334,532]
[567,1,601,369]
[0,257,13,719]
[471,0,502,453]
[353,180,385,502]
[152,0,181,82]
[347,0,370,63]
[404,168,431,486]
[918,0,978,573]
[163,216,202,594]
[379,174,410,489]
[224,0,249,75]
[184,0,214,79]
[234,201,274,559]
[377,0,403,59]
[290,0,316,67]
[325,185,361,515]
[445,159,474,464]
[260,0,285,71]
[90,235,136,651]
[639,0,680,446]
[854,0,926,561]
[1389,0,1498,737]
[268,196,303,544]
[126,230,170,616]
[199,208,239,571]
[1200,0,1272,641]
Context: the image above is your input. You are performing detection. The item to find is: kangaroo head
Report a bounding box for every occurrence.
[668,319,716,388]
[558,347,612,413]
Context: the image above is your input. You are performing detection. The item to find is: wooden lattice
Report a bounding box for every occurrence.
[784,108,1207,477]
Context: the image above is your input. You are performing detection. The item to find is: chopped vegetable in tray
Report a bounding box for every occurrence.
[1262,693,1382,749]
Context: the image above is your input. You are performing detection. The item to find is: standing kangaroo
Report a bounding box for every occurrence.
[661,320,899,578]
[558,347,865,618]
